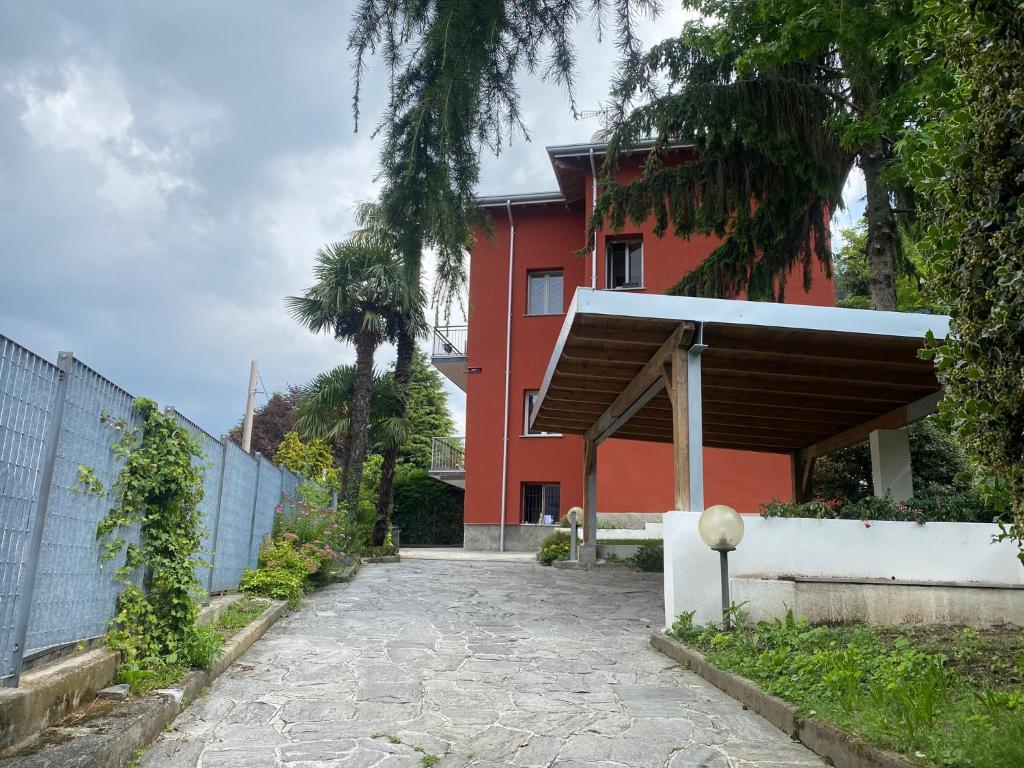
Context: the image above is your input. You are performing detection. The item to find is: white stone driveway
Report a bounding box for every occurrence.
[143,559,825,768]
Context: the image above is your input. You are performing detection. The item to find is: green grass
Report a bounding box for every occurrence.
[213,597,271,637]
[669,610,1024,768]
[420,755,440,767]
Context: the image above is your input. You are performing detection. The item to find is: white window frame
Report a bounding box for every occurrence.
[606,240,644,290]
[524,390,561,437]
[526,269,564,315]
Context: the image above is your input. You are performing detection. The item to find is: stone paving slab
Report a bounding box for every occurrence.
[143,560,826,767]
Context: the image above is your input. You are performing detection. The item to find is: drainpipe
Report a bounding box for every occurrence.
[589,148,598,289]
[499,200,515,552]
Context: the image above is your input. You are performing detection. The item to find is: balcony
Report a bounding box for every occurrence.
[429,436,465,489]
[431,325,467,391]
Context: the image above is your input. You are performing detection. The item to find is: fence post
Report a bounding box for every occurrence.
[7,351,73,687]
[207,436,229,595]
[245,454,263,569]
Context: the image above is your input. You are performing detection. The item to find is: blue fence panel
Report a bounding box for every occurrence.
[210,441,257,593]
[25,359,141,657]
[280,469,299,506]
[0,338,61,682]
[250,455,282,568]
[167,410,223,595]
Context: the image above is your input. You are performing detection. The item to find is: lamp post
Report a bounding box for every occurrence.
[697,504,745,628]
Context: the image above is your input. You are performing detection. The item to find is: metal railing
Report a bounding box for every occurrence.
[430,436,466,473]
[431,326,467,358]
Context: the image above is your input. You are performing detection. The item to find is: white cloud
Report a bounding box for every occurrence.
[6,59,222,213]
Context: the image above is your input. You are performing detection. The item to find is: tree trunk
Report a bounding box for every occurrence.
[345,330,378,513]
[860,139,900,311]
[372,327,415,547]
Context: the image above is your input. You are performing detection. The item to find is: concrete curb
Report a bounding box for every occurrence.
[0,594,246,755]
[1,600,288,768]
[651,633,920,768]
[333,558,362,583]
[361,554,400,564]
[551,559,640,571]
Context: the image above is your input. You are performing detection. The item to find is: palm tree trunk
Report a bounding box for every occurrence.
[860,139,900,311]
[372,327,415,547]
[345,329,378,513]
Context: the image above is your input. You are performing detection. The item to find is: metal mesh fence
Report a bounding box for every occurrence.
[0,337,306,686]
[166,409,224,591]
[0,337,61,682]
[250,455,283,568]
[210,442,258,593]
[25,359,142,657]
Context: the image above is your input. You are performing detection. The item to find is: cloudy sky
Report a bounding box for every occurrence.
[0,2,863,438]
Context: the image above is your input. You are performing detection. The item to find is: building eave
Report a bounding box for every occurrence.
[477,191,566,208]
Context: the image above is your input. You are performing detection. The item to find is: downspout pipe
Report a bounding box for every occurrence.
[499,200,515,552]
[589,148,598,289]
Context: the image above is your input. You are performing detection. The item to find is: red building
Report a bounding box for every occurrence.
[429,140,836,551]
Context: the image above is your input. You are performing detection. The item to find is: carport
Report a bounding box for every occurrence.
[530,289,950,560]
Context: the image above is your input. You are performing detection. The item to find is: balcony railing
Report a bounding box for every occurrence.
[430,436,465,473]
[432,326,467,358]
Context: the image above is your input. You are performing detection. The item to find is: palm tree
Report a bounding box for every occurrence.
[351,202,429,547]
[293,364,404,483]
[286,238,408,511]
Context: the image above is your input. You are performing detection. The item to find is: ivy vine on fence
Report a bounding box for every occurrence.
[95,397,208,677]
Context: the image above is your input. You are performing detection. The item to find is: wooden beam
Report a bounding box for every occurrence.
[571,326,673,347]
[556,365,640,382]
[583,322,694,441]
[670,345,691,512]
[563,344,654,365]
[791,452,816,503]
[799,391,943,462]
[701,355,938,389]
[701,388,887,416]
[702,373,931,404]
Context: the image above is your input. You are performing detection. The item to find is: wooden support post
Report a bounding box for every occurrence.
[790,451,816,504]
[668,346,691,511]
[582,438,598,548]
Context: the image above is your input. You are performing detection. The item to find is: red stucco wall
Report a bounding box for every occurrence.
[463,149,837,527]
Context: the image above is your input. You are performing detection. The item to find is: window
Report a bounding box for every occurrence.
[527,269,563,315]
[606,240,643,289]
[524,390,559,436]
[522,483,560,524]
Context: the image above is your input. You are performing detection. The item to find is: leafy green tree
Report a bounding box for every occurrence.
[813,417,969,502]
[286,238,411,511]
[903,0,1024,544]
[347,202,430,546]
[228,388,300,459]
[273,431,339,488]
[589,0,939,309]
[293,364,402,479]
[833,219,936,312]
[395,349,456,470]
[348,1,656,313]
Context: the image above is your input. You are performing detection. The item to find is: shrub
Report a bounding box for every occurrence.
[392,468,464,546]
[537,530,571,565]
[240,566,304,603]
[181,623,224,670]
[630,542,664,572]
[761,487,1005,525]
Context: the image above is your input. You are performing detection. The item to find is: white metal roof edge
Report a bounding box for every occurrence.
[477,191,566,208]
[535,289,949,420]
[572,288,950,340]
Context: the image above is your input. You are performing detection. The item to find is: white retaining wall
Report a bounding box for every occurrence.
[663,511,1024,627]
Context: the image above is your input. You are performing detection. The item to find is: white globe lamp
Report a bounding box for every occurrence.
[697,505,744,627]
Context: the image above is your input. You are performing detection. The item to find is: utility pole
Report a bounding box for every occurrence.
[241,360,258,453]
